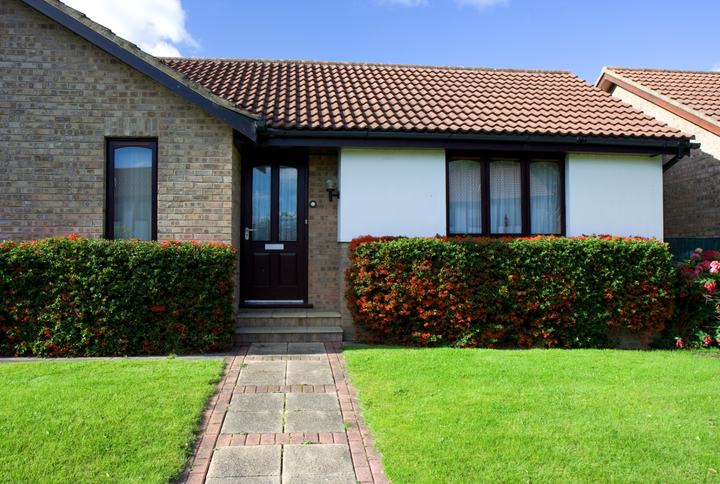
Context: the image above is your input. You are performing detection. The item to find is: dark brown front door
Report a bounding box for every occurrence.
[240,149,308,305]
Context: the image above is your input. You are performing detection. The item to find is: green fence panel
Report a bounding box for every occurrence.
[666,238,720,263]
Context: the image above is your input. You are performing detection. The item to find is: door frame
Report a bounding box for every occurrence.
[239,146,310,307]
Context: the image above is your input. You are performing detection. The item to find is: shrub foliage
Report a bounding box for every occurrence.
[345,236,676,348]
[0,235,236,357]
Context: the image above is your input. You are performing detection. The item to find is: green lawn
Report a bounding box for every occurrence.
[343,347,720,484]
[0,359,224,484]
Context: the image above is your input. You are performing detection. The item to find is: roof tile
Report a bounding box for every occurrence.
[606,67,720,124]
[162,58,687,140]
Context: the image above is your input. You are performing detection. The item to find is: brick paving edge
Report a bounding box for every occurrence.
[176,342,390,484]
[175,343,247,484]
[326,341,390,484]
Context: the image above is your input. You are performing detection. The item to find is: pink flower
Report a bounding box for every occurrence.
[696,248,704,254]
[676,339,684,348]
[691,254,701,259]
[710,261,720,274]
[704,336,713,346]
[705,281,718,294]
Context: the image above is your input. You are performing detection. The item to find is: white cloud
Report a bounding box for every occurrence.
[62,0,198,57]
[453,0,509,9]
[714,64,720,72]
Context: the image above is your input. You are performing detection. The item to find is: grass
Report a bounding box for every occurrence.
[343,347,720,484]
[0,358,224,484]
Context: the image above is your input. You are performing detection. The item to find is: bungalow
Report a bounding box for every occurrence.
[596,67,720,261]
[1,0,695,340]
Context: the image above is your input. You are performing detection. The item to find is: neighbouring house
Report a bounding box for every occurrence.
[596,67,719,260]
[1,0,695,341]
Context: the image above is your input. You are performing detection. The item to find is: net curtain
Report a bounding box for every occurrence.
[113,147,153,241]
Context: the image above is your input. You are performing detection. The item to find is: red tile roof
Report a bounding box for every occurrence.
[162,58,687,140]
[603,67,720,125]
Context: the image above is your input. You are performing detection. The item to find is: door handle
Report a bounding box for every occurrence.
[244,227,257,240]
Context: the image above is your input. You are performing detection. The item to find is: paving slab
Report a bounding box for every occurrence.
[194,342,385,484]
[287,343,326,356]
[284,411,345,433]
[229,393,284,412]
[286,360,334,386]
[207,446,281,478]
[206,478,280,484]
[237,361,286,386]
[286,393,340,412]
[246,343,288,356]
[282,444,354,480]
[221,411,283,434]
[282,476,357,484]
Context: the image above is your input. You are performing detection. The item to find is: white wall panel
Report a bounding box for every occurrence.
[566,153,663,239]
[338,148,446,242]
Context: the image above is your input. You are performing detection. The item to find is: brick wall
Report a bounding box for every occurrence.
[664,148,720,238]
[307,148,341,311]
[337,242,354,337]
[231,146,242,303]
[0,0,236,244]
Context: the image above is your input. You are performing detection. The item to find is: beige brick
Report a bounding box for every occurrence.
[307,149,341,311]
[664,149,720,238]
[0,0,236,246]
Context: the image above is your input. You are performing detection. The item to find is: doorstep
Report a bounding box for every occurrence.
[235,309,345,342]
[236,310,342,328]
[234,326,344,343]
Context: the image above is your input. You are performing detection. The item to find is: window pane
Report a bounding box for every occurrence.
[448,160,482,234]
[252,166,271,241]
[530,161,561,234]
[490,160,521,234]
[113,147,152,241]
[279,166,298,241]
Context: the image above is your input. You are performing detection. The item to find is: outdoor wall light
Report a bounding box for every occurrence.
[326,176,339,202]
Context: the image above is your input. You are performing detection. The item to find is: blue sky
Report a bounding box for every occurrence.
[65,0,720,84]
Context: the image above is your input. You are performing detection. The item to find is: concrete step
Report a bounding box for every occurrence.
[234,326,343,343]
[236,310,342,328]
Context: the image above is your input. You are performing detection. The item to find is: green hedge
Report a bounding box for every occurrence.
[0,235,236,357]
[345,235,676,348]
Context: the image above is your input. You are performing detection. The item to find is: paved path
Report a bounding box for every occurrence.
[178,342,388,484]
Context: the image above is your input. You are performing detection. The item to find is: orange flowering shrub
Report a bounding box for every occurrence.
[345,235,675,348]
[0,235,236,356]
